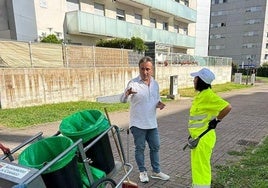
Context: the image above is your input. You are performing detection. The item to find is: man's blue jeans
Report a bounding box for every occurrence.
[130,126,160,173]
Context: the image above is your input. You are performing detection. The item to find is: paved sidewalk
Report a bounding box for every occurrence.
[1,83,268,187]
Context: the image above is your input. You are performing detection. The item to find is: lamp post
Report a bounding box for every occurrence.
[246,58,252,85]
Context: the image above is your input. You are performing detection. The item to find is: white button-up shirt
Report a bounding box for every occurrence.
[121,76,160,129]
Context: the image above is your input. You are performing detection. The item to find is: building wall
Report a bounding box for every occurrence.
[0,65,231,109]
[261,1,268,65]
[195,0,210,56]
[34,0,66,40]
[0,0,38,41]
[209,0,268,67]
[12,0,38,41]
[0,0,10,35]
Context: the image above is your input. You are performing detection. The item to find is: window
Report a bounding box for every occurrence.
[94,3,105,16]
[210,34,225,39]
[174,25,179,33]
[245,19,261,25]
[243,31,259,37]
[163,22,168,30]
[265,54,268,60]
[245,6,262,13]
[135,14,142,25]
[266,43,268,48]
[209,45,225,50]
[242,43,259,48]
[211,22,226,28]
[150,18,156,28]
[211,11,228,16]
[183,27,188,35]
[212,0,227,4]
[40,0,47,8]
[116,9,125,21]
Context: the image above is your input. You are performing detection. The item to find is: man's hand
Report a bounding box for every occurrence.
[125,87,137,96]
[0,144,10,154]
[156,101,166,110]
[208,118,220,129]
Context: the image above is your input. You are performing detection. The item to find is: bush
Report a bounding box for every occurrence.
[257,67,268,77]
[96,37,148,53]
[41,34,62,44]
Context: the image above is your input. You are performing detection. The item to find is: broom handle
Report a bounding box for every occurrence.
[104,108,131,182]
[127,129,130,164]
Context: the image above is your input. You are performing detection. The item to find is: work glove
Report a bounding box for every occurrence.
[208,118,220,129]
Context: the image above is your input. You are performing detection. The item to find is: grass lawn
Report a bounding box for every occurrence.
[213,138,268,187]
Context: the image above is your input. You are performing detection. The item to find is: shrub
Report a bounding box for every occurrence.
[41,34,62,44]
[96,37,148,53]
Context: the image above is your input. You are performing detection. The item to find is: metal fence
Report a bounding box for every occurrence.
[155,52,232,67]
[0,40,232,68]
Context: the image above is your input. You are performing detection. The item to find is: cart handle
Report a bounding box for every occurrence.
[1,132,43,161]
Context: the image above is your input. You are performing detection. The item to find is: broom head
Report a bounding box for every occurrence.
[122,180,138,188]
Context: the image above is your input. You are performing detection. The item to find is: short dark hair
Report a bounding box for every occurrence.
[195,76,211,91]
[139,56,153,67]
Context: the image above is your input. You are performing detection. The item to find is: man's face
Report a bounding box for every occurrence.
[139,61,153,81]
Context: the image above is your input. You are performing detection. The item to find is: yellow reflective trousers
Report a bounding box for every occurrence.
[191,131,216,188]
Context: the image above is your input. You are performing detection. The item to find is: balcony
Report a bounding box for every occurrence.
[66,11,195,48]
[119,0,196,23]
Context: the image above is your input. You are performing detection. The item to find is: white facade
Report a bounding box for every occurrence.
[195,0,211,56]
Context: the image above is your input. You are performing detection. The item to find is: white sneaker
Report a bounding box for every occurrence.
[151,172,170,181]
[139,171,149,183]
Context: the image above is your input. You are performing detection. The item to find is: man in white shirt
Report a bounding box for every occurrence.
[120,56,170,183]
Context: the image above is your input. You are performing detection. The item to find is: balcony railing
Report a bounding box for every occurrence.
[129,0,196,22]
[66,11,195,48]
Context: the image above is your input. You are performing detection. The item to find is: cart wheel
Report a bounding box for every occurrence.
[91,178,116,188]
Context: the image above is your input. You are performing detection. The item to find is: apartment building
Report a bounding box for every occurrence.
[0,0,197,54]
[195,0,211,56]
[209,0,268,67]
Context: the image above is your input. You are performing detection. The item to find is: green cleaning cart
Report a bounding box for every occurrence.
[0,125,132,188]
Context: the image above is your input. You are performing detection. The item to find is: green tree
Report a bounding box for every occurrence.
[41,34,62,44]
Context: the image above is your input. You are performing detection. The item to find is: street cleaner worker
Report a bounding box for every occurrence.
[187,68,232,188]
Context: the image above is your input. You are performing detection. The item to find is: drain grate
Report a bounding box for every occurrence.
[236,139,259,146]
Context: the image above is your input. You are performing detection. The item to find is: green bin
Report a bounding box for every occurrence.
[59,109,115,174]
[18,136,82,188]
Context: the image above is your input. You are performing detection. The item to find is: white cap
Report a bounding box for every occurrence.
[190,68,215,84]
